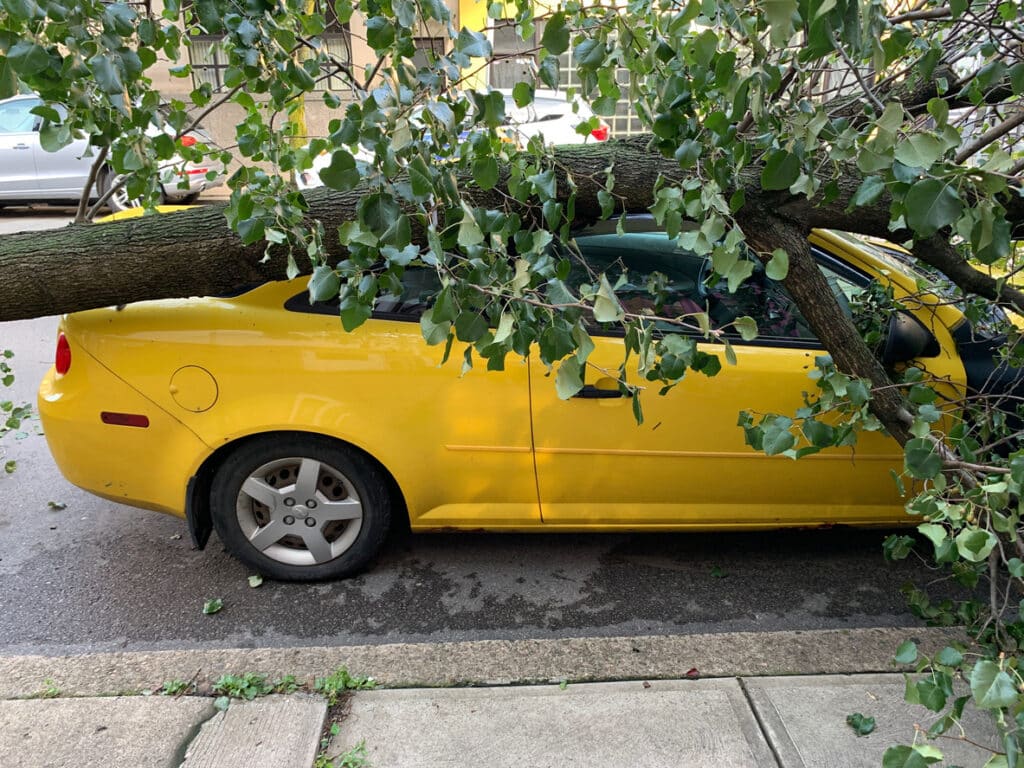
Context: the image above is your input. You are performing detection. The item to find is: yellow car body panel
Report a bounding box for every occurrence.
[38,228,972,541]
[38,335,211,515]
[42,280,539,529]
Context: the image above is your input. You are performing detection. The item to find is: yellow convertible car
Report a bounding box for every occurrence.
[37,218,1014,580]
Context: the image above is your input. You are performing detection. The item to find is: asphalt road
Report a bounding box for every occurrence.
[0,206,960,657]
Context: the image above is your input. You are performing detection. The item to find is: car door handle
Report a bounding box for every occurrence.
[573,385,624,399]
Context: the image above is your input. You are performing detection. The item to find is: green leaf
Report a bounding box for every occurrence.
[7,41,51,76]
[762,418,796,455]
[359,193,400,233]
[339,297,372,332]
[882,745,937,768]
[904,179,963,239]
[456,27,491,58]
[894,640,918,664]
[926,97,949,126]
[955,527,997,563]
[308,265,340,303]
[802,419,836,447]
[935,647,963,667]
[512,82,534,107]
[365,16,395,50]
[89,54,124,95]
[541,13,570,55]
[202,598,224,615]
[457,208,484,247]
[473,156,499,191]
[761,150,800,191]
[849,176,886,209]
[675,139,701,170]
[0,57,18,99]
[420,315,451,346]
[454,311,487,342]
[917,523,947,555]
[765,249,789,280]
[763,0,799,46]
[894,134,944,168]
[593,275,624,323]
[407,156,433,201]
[733,316,758,341]
[38,122,71,153]
[970,660,1019,709]
[846,712,876,736]
[555,357,584,399]
[904,438,941,479]
[915,678,947,712]
[318,150,361,192]
[538,55,559,89]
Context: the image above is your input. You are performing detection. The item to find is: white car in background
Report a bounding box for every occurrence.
[297,89,609,190]
[0,94,224,210]
[496,88,610,146]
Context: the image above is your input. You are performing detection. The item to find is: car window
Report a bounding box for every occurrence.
[285,267,441,320]
[373,268,441,318]
[570,230,865,345]
[0,99,39,133]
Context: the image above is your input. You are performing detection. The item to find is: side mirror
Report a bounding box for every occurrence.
[882,311,939,365]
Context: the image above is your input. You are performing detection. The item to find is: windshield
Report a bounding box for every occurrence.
[829,231,1009,338]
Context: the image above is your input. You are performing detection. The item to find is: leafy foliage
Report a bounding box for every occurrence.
[3,0,1024,761]
[0,349,29,475]
[314,667,376,706]
[211,672,274,700]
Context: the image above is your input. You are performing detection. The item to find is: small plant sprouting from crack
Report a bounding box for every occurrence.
[314,668,376,706]
[315,730,370,768]
[160,679,194,696]
[212,672,274,701]
[26,679,61,699]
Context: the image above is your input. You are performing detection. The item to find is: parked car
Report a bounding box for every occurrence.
[296,90,609,189]
[495,88,610,146]
[37,218,1019,581]
[0,94,223,210]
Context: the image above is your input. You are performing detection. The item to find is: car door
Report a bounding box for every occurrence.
[529,223,922,528]
[31,104,94,197]
[0,97,41,197]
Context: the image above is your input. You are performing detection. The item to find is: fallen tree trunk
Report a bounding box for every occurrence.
[2,135,1020,322]
[0,135,1017,447]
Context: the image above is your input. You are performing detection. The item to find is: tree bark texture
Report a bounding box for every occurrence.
[0,135,1019,323]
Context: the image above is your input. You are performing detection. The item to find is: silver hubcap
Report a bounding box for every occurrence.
[107,174,142,209]
[236,457,363,566]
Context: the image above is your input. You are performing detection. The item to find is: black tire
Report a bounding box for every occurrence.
[177,193,200,204]
[210,435,392,581]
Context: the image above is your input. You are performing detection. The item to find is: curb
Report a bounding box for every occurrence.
[0,626,961,698]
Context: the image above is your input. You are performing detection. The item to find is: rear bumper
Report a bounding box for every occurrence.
[38,351,211,518]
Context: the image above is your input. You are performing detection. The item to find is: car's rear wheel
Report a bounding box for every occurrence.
[210,435,392,581]
[100,169,164,212]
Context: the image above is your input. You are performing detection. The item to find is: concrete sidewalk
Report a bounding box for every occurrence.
[0,629,997,768]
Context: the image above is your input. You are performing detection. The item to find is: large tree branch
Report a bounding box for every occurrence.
[955,109,1024,164]
[737,206,913,445]
[1,136,1021,326]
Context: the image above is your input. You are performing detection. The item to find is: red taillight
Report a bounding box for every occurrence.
[179,135,198,147]
[55,333,71,376]
[100,412,150,428]
[591,125,610,142]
